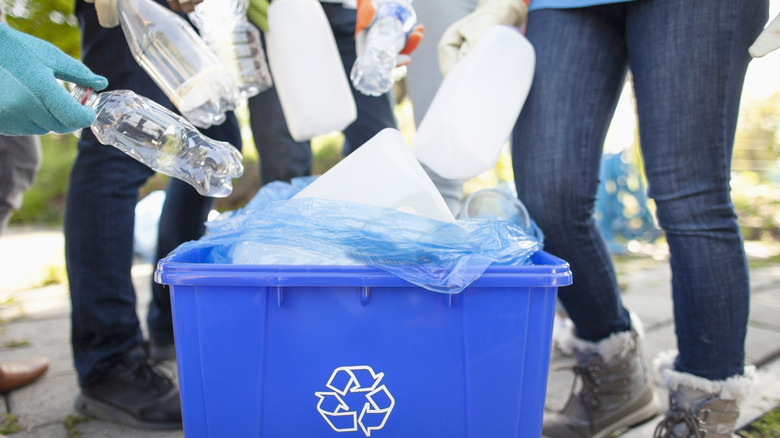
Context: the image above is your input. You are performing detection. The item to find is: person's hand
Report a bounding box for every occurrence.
[84,0,204,28]
[0,24,108,136]
[438,0,527,75]
[247,0,270,32]
[750,12,780,58]
[164,0,203,13]
[83,0,118,28]
[355,0,424,66]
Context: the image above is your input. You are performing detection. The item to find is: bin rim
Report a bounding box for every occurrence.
[155,249,572,289]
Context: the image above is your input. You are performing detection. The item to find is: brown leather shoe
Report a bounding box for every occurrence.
[0,357,49,393]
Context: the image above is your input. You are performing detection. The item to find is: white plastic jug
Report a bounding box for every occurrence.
[293,128,455,222]
[265,0,357,141]
[412,25,535,180]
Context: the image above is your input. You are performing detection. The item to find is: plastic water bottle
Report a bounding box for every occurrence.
[265,0,357,141]
[189,0,272,99]
[71,85,244,198]
[350,0,416,96]
[457,188,531,233]
[117,0,240,129]
[412,25,535,180]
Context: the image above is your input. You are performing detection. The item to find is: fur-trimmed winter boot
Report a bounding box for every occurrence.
[653,351,756,438]
[542,317,660,438]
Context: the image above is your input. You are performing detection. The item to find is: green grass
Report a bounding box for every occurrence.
[10,134,78,227]
[4,339,30,348]
[748,253,780,269]
[38,264,67,287]
[63,415,90,438]
[739,405,780,438]
[0,413,23,435]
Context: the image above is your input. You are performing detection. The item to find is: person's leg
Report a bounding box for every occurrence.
[67,2,158,385]
[322,3,397,155]
[146,112,242,358]
[248,85,312,185]
[513,6,631,341]
[627,0,767,434]
[513,7,660,437]
[628,0,765,381]
[66,130,152,382]
[67,0,201,429]
[0,135,40,236]
[246,14,312,186]
[247,23,313,187]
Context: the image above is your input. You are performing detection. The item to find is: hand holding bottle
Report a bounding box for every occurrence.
[0,23,108,136]
[84,0,205,27]
[164,0,203,13]
[351,0,424,96]
[438,0,528,75]
[355,0,423,66]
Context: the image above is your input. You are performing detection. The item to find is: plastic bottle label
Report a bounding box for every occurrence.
[376,2,414,37]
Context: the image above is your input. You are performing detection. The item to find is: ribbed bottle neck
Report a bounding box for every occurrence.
[71,85,99,108]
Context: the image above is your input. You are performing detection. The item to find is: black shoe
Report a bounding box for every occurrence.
[75,345,182,430]
[147,337,176,361]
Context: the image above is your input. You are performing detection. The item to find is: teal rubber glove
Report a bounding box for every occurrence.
[0,23,108,136]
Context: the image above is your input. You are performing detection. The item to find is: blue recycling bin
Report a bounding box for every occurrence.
[155,248,571,438]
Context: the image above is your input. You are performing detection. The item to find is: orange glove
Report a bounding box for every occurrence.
[355,0,424,66]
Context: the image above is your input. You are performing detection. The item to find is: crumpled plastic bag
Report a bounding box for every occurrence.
[167,177,544,294]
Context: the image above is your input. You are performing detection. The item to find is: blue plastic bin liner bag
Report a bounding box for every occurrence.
[166,177,544,294]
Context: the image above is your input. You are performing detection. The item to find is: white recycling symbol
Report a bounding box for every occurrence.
[314,365,395,436]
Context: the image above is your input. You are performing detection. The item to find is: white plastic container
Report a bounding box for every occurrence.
[293,128,455,222]
[265,0,357,141]
[412,25,535,180]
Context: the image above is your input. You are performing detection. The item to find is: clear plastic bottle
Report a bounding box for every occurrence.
[71,85,244,198]
[117,0,240,129]
[189,0,272,99]
[350,0,416,97]
[456,188,531,233]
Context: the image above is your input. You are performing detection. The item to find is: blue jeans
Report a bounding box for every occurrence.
[66,0,241,386]
[512,0,767,380]
[247,3,396,186]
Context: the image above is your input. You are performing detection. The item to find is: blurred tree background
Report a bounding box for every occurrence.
[733,91,780,243]
[2,0,80,56]
[3,0,779,253]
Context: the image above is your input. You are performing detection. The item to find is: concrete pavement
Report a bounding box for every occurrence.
[1,227,779,437]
